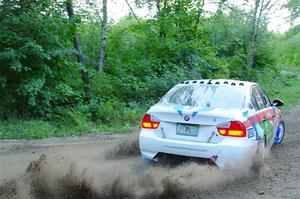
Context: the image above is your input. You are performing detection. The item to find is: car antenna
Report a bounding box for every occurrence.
[207,79,212,84]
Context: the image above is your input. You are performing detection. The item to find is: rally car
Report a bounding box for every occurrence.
[139,79,285,169]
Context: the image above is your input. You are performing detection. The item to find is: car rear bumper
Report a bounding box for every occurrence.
[139,129,260,169]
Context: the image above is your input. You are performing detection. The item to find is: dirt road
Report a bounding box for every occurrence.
[1,106,300,199]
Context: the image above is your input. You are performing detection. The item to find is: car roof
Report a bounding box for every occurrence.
[179,79,256,89]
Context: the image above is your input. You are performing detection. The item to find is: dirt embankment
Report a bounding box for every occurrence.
[1,106,300,199]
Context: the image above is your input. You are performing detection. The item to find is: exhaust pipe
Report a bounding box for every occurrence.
[209,155,218,164]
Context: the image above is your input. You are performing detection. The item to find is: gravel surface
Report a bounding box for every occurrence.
[0,106,299,199]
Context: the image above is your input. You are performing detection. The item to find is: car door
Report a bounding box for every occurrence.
[257,86,277,143]
[251,86,275,147]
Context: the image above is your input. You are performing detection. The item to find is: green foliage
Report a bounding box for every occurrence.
[203,10,276,80]
[0,0,299,139]
[283,0,300,25]
[94,99,144,124]
[0,0,80,118]
[78,21,101,68]
[273,26,300,68]
[258,68,300,109]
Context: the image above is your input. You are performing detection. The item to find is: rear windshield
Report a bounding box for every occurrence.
[161,84,246,109]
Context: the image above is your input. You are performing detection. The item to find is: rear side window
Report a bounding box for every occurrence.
[258,87,271,107]
[251,95,259,110]
[252,87,266,110]
[161,85,246,109]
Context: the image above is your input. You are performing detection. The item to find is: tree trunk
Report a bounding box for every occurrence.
[248,0,274,68]
[248,0,260,68]
[126,0,141,23]
[194,0,205,35]
[98,0,107,72]
[66,0,91,103]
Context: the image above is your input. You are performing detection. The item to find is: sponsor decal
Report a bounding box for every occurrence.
[254,124,264,140]
[243,108,275,128]
[247,128,255,138]
[164,145,208,152]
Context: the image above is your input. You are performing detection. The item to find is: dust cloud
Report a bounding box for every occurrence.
[0,136,263,199]
[105,134,140,158]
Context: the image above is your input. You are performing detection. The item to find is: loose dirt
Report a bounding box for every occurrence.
[1,106,300,199]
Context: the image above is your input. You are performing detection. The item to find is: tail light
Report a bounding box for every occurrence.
[217,121,246,137]
[142,114,160,129]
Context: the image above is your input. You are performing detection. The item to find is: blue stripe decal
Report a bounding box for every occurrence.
[192,111,198,117]
[200,107,212,112]
[174,105,184,116]
[177,110,183,116]
[170,105,213,117]
[242,111,248,117]
[192,107,212,117]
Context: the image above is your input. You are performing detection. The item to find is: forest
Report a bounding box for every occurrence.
[0,0,299,139]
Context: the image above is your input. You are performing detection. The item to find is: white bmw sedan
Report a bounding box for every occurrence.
[139,79,285,169]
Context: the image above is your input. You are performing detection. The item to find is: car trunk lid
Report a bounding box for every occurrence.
[148,104,244,143]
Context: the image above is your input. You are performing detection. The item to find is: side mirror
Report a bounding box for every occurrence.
[272,99,284,107]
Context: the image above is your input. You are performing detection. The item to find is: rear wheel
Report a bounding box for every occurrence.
[274,120,285,145]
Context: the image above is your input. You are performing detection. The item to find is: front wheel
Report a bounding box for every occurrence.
[274,120,285,145]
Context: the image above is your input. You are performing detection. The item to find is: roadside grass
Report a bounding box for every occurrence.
[258,67,300,110]
[0,119,136,139]
[0,103,145,139]
[1,67,299,140]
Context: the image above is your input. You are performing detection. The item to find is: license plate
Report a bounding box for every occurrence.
[176,123,199,137]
